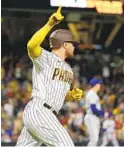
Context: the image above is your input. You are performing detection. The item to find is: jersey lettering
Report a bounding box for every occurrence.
[52,68,73,84]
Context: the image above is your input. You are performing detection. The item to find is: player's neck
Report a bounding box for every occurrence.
[52,49,66,61]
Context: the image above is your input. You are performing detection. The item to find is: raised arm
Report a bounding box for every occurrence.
[27,6,64,59]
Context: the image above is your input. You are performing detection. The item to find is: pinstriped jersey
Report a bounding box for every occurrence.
[31,49,74,112]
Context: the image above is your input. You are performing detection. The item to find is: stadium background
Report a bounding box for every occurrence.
[1,0,124,146]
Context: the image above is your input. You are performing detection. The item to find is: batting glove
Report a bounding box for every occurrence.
[66,86,84,101]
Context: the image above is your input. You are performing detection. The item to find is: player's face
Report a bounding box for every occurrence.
[64,42,75,57]
[96,84,102,91]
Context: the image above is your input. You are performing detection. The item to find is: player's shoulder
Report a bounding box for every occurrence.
[85,90,92,99]
[42,48,54,60]
[87,89,95,96]
[42,48,51,55]
[66,62,73,70]
[104,119,109,124]
[86,90,98,99]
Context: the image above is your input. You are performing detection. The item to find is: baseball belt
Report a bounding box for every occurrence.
[43,103,58,116]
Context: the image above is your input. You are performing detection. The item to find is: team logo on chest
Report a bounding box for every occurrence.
[52,68,73,84]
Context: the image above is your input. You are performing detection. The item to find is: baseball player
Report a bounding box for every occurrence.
[84,78,104,146]
[16,6,83,147]
[101,113,119,146]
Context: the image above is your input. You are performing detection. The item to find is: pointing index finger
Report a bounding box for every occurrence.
[57,6,62,13]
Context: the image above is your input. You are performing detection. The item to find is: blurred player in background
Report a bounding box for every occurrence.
[15,6,84,147]
[101,113,119,146]
[84,78,104,146]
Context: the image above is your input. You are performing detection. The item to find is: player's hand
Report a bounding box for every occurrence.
[70,86,84,101]
[47,6,64,28]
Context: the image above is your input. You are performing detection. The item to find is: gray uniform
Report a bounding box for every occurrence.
[84,90,101,146]
[101,119,119,147]
[16,49,74,146]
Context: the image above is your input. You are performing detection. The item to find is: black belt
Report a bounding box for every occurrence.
[43,103,57,116]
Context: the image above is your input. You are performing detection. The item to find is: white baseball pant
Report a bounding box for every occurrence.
[101,133,119,146]
[16,101,74,147]
[84,114,100,146]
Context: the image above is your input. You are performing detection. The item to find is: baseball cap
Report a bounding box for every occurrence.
[104,112,114,118]
[108,112,114,118]
[89,78,103,86]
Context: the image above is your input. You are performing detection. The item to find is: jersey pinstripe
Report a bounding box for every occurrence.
[16,48,75,147]
[31,49,74,112]
[16,100,74,146]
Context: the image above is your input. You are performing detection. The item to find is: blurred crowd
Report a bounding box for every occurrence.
[1,18,124,145]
